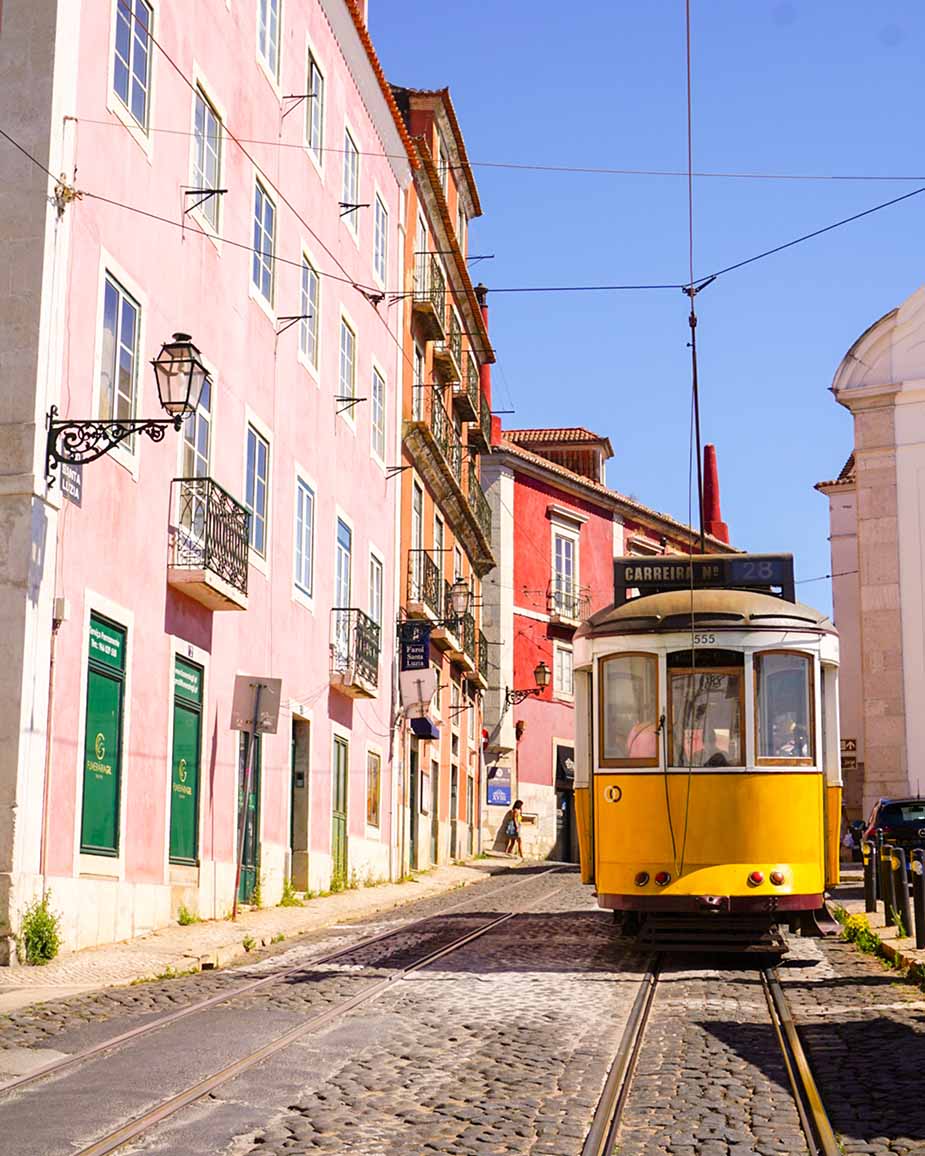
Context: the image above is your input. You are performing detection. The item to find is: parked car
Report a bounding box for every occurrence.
[864,797,925,853]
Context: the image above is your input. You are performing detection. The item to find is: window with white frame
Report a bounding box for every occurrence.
[432,662,442,716]
[257,0,280,80]
[339,318,356,402]
[467,687,475,744]
[450,679,460,727]
[300,256,319,368]
[305,51,324,161]
[245,424,270,557]
[370,366,386,460]
[554,642,574,698]
[182,374,211,479]
[252,180,276,305]
[192,88,222,230]
[552,529,578,616]
[99,274,140,439]
[342,127,359,233]
[113,0,152,130]
[294,477,314,596]
[413,343,424,420]
[373,194,388,284]
[368,553,383,628]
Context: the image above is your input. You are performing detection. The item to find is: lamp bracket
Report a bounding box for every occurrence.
[505,687,542,707]
[339,202,370,218]
[45,405,183,486]
[281,92,318,120]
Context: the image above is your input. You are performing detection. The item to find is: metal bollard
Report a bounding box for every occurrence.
[912,850,925,950]
[881,843,896,926]
[893,848,913,939]
[875,828,884,900]
[862,840,877,913]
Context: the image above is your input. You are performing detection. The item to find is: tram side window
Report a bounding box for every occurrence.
[755,652,814,763]
[668,652,743,768]
[600,654,658,766]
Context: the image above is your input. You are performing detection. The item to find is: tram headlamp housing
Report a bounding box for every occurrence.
[634,871,649,887]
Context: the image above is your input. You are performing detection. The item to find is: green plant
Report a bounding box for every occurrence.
[242,934,257,952]
[271,932,285,944]
[18,892,62,966]
[892,908,908,940]
[842,913,883,955]
[346,868,361,891]
[177,904,200,926]
[250,876,263,909]
[278,878,303,907]
[131,963,197,984]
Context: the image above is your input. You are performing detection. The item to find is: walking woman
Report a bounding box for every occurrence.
[505,799,524,859]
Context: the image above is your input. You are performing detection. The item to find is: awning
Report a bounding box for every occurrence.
[410,717,440,740]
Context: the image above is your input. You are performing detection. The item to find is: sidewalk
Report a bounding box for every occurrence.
[0,862,495,1013]
[831,863,925,970]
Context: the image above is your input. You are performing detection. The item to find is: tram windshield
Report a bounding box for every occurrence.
[669,659,744,768]
[755,652,813,762]
[600,654,659,765]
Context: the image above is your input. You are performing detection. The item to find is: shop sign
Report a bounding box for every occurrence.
[175,658,203,704]
[840,738,857,753]
[399,621,431,671]
[89,616,125,671]
[486,763,512,807]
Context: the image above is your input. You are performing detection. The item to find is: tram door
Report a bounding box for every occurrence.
[409,742,419,869]
[332,736,349,886]
[237,734,261,903]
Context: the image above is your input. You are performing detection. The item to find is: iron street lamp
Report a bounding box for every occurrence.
[446,577,471,619]
[45,332,210,486]
[505,660,551,706]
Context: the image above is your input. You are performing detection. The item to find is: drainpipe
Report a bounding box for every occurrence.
[40,610,64,894]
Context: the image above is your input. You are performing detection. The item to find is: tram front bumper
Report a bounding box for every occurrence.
[598,891,824,913]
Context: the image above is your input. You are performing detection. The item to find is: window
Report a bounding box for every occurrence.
[100,274,140,442]
[755,652,814,763]
[366,751,381,828]
[457,205,467,252]
[306,51,325,161]
[369,553,383,628]
[410,481,423,600]
[413,343,425,420]
[552,530,577,616]
[433,515,444,588]
[450,679,460,724]
[342,127,359,232]
[554,643,574,698]
[300,257,319,369]
[182,374,211,479]
[370,366,386,459]
[339,318,356,402]
[257,0,280,80]
[169,658,203,864]
[467,687,475,744]
[245,425,269,557]
[438,134,450,194]
[669,653,743,768]
[414,217,427,293]
[252,180,276,305]
[454,545,464,585]
[373,194,388,284]
[335,518,352,606]
[81,614,127,855]
[192,88,222,230]
[600,653,658,767]
[294,478,314,596]
[113,0,152,130]
[432,662,442,717]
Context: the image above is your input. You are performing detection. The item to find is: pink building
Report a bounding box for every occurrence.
[0,0,414,955]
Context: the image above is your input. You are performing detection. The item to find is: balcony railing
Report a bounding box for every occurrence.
[168,477,250,611]
[445,606,476,671]
[434,311,462,383]
[412,254,446,341]
[469,387,492,453]
[547,583,591,623]
[410,386,463,486]
[476,629,489,684]
[453,352,479,421]
[330,608,380,697]
[467,459,492,543]
[407,549,442,619]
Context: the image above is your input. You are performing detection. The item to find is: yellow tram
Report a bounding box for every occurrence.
[573,555,841,947]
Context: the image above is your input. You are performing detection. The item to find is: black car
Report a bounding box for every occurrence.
[864,797,925,853]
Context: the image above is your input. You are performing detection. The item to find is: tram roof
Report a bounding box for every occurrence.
[576,588,835,638]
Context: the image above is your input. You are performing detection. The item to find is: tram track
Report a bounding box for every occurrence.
[0,863,562,1100]
[584,957,840,1156]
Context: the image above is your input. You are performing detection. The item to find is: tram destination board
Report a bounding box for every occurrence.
[613,553,795,606]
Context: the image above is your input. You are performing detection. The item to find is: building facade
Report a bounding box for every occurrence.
[0,0,415,956]
[481,428,732,859]
[391,87,495,872]
[816,285,925,819]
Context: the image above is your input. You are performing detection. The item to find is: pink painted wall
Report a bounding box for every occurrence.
[46,0,406,892]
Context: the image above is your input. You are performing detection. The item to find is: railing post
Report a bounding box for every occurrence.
[881,841,895,925]
[893,847,912,938]
[911,849,925,950]
[862,840,877,913]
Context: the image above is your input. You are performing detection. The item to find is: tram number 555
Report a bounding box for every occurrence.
[692,633,716,646]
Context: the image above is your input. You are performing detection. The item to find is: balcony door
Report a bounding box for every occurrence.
[553,530,577,615]
[332,735,349,886]
[334,518,352,666]
[179,376,212,539]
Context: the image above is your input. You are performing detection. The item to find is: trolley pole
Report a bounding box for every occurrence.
[911,849,925,950]
[893,847,912,938]
[880,842,896,926]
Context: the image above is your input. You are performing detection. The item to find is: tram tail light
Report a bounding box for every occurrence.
[634,871,649,887]
[654,871,671,887]
[770,870,786,886]
[747,870,764,887]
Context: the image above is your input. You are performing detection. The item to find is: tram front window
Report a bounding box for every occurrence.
[669,655,743,768]
[600,653,659,766]
[755,651,813,763]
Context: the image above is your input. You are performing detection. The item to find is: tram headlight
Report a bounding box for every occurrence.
[634,871,649,887]
[747,870,764,887]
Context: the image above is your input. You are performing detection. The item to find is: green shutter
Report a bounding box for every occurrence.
[169,658,202,864]
[80,614,126,855]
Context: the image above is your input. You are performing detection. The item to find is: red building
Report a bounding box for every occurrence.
[480,426,732,859]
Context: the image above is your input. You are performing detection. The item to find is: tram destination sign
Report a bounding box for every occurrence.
[613,553,795,606]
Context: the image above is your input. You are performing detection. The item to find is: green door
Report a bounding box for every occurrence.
[332,736,348,886]
[81,615,126,855]
[169,659,202,864]
[237,733,261,903]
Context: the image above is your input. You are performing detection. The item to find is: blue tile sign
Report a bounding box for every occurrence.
[399,621,431,671]
[486,764,512,807]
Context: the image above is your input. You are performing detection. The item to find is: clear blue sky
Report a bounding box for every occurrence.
[371,1,925,615]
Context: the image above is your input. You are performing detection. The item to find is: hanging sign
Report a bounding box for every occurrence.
[486,763,512,807]
[399,620,431,671]
[230,675,282,734]
[61,462,82,506]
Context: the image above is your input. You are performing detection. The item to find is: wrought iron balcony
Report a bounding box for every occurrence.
[468,628,489,688]
[412,254,446,342]
[330,608,380,698]
[434,311,462,384]
[453,352,479,422]
[446,610,476,673]
[467,459,492,544]
[407,549,442,620]
[468,387,492,454]
[431,578,462,651]
[547,582,591,624]
[168,477,250,611]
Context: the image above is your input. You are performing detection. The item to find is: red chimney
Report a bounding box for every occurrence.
[702,444,729,544]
